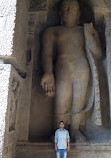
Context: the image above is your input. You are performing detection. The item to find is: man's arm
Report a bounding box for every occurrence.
[55,143,58,152]
[67,142,70,151]
[67,131,70,151]
[55,131,58,151]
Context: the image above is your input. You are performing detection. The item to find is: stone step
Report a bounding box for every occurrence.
[16,141,111,158]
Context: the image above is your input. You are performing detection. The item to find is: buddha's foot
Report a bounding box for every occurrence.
[71,130,87,143]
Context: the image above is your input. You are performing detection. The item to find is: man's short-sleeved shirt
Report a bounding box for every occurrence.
[54,129,70,149]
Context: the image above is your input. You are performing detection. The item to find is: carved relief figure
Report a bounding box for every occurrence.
[9,78,20,131]
[41,0,102,142]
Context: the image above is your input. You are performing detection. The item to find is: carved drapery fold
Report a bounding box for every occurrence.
[86,45,102,125]
[105,14,111,125]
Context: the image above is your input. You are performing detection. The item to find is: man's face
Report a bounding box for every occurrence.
[61,2,79,25]
[59,122,65,129]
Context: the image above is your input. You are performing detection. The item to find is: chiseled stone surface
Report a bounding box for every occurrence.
[12,0,29,69]
[0,65,24,158]
[40,0,102,144]
[1,0,111,158]
[0,64,11,157]
[0,0,17,55]
[0,0,32,158]
[30,0,47,11]
[16,142,111,158]
[3,66,23,158]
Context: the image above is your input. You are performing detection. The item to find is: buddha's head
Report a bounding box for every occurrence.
[60,0,80,26]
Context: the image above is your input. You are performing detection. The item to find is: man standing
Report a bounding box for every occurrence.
[55,121,70,158]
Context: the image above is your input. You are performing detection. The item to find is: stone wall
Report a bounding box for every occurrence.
[12,0,33,142]
[0,0,18,158]
[0,65,11,157]
[12,0,29,69]
[1,0,111,158]
[0,0,17,56]
[2,66,23,158]
[0,0,33,157]
[0,64,27,158]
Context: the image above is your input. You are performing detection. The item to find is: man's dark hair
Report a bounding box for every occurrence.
[59,120,65,124]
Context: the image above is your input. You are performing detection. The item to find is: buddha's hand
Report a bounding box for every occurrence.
[84,23,97,41]
[41,73,55,97]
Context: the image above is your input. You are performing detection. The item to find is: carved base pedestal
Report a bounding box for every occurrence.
[16,141,111,158]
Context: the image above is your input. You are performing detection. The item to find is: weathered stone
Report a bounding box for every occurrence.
[30,0,47,11]
[0,0,17,55]
[1,0,111,158]
[40,0,102,143]
[16,142,111,158]
[0,65,23,158]
[0,64,11,157]
[29,0,110,145]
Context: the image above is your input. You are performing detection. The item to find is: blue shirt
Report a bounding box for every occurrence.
[54,129,70,149]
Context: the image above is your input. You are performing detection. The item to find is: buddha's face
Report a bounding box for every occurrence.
[61,2,80,26]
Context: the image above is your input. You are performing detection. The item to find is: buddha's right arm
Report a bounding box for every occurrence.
[42,29,54,74]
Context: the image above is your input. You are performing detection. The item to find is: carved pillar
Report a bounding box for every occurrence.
[104,13,111,125]
[26,15,35,64]
[94,3,111,125]
[16,15,35,141]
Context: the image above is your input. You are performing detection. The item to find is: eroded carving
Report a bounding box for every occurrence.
[104,0,111,8]
[9,78,20,131]
[30,0,46,11]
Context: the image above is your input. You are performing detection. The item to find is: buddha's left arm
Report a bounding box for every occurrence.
[87,31,102,59]
[84,23,102,59]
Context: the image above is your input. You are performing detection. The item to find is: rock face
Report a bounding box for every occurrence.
[1,0,111,158]
[30,0,47,11]
[0,65,11,158]
[29,0,110,142]
[0,0,17,56]
[0,0,32,157]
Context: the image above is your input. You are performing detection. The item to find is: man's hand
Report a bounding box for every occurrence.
[55,144,58,152]
[41,73,55,97]
[67,145,70,152]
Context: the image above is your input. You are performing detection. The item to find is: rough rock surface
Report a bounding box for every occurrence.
[0,0,17,55]
[0,65,11,157]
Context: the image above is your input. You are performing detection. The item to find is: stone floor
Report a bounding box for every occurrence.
[16,141,111,158]
[85,126,111,143]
